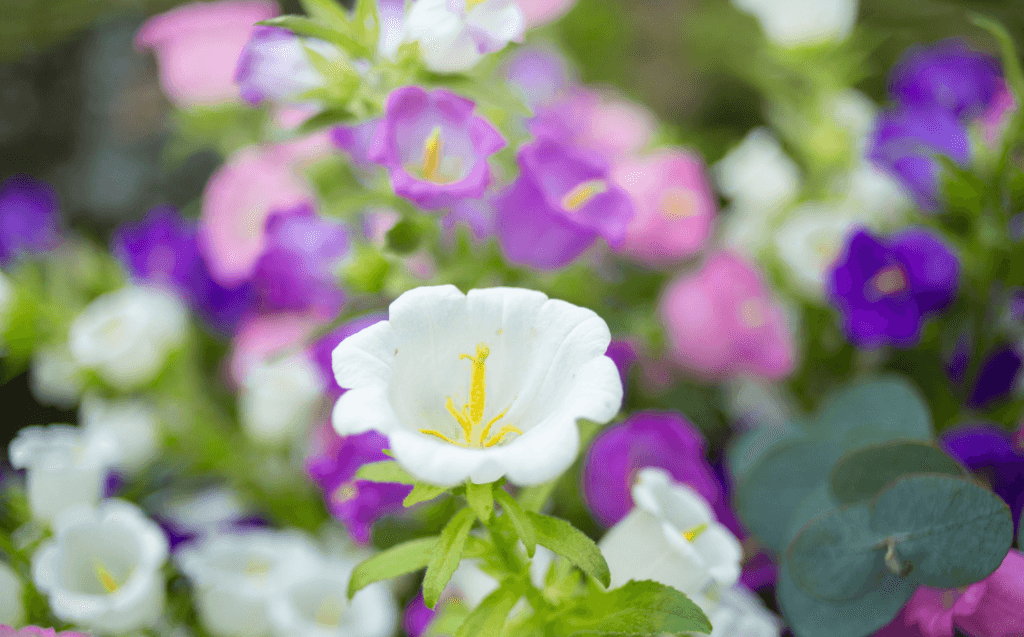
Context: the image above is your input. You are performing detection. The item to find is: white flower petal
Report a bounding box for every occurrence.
[332,386,402,435]
[332,319,395,390]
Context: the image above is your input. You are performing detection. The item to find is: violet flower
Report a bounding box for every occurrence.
[495,138,634,269]
[0,174,61,265]
[401,592,435,637]
[235,26,337,106]
[890,39,1003,121]
[311,313,386,398]
[939,423,1024,536]
[827,227,959,348]
[362,86,506,210]
[250,204,350,314]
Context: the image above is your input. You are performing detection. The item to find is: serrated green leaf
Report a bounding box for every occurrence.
[453,579,522,637]
[423,508,477,608]
[829,440,964,505]
[562,580,711,636]
[404,482,449,507]
[495,488,536,557]
[817,377,933,451]
[299,0,351,29]
[465,481,494,522]
[348,536,436,599]
[355,460,417,485]
[527,511,610,587]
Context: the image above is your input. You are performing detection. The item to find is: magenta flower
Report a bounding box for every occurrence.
[227,311,326,388]
[0,627,90,637]
[659,251,794,380]
[502,43,573,111]
[365,87,506,210]
[495,138,634,269]
[0,174,61,265]
[610,149,716,267]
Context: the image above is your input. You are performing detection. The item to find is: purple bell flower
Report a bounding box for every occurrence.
[495,138,634,269]
[360,86,506,210]
[890,39,1003,121]
[827,227,959,348]
[0,174,61,265]
[402,592,435,637]
[940,423,1024,536]
[235,26,335,106]
[250,204,350,314]
[331,119,383,170]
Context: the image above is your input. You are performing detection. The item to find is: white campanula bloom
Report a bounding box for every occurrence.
[707,584,783,637]
[0,560,25,627]
[236,27,341,106]
[29,344,85,408]
[9,425,118,525]
[773,202,860,299]
[732,0,858,48]
[68,285,187,392]
[79,392,160,475]
[715,128,801,216]
[598,467,743,616]
[331,285,622,486]
[239,354,325,445]
[176,530,323,637]
[31,499,169,634]
[404,0,525,73]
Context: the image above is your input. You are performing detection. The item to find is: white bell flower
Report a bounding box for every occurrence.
[714,128,801,215]
[773,202,860,299]
[267,553,398,637]
[732,0,858,48]
[29,344,85,408]
[707,584,783,637]
[69,285,187,391]
[8,425,119,525]
[404,0,525,73]
[598,467,743,616]
[79,392,160,475]
[31,499,169,634]
[0,560,25,627]
[331,285,622,486]
[176,530,323,637]
[239,354,325,445]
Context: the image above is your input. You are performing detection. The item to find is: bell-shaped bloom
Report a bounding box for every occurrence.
[306,424,412,543]
[582,411,724,528]
[516,0,577,27]
[79,393,160,475]
[331,285,622,486]
[9,425,118,525]
[239,353,325,445]
[199,144,316,286]
[890,39,1003,121]
[528,88,657,162]
[827,227,959,348]
[730,0,857,48]
[939,423,1024,536]
[250,205,350,313]
[266,551,398,637]
[502,43,573,112]
[495,138,634,269]
[29,345,85,408]
[610,149,715,266]
[659,252,795,380]
[32,500,169,634]
[134,0,279,108]
[235,27,338,106]
[714,128,800,215]
[773,203,860,299]
[363,87,506,210]
[146,486,262,551]
[598,467,743,615]
[403,0,524,74]
[0,175,61,266]
[708,584,783,637]
[176,530,322,637]
[68,285,188,391]
[0,627,89,637]
[0,562,25,628]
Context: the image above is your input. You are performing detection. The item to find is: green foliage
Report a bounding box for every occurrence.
[526,511,610,588]
[815,377,933,451]
[495,488,536,557]
[554,580,712,637]
[787,504,885,601]
[342,244,392,294]
[405,482,450,507]
[465,481,495,523]
[828,441,965,505]
[385,218,424,255]
[353,460,450,506]
[348,536,437,599]
[423,508,477,608]
[453,579,523,637]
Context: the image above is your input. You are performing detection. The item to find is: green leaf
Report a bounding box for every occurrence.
[786,504,886,601]
[404,482,449,507]
[299,0,351,29]
[465,481,494,523]
[495,488,536,557]
[257,16,360,51]
[527,511,610,587]
[561,580,712,636]
[829,440,965,505]
[348,536,437,599]
[726,423,802,484]
[302,44,360,103]
[294,107,356,135]
[517,480,558,514]
[453,579,522,637]
[785,484,840,545]
[817,376,933,451]
[355,460,417,485]
[423,508,477,609]
[970,14,1024,126]
[385,218,423,255]
[870,475,1013,589]
[352,0,380,51]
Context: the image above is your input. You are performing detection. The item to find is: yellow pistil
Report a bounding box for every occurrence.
[660,187,696,219]
[245,558,272,578]
[465,0,488,8]
[561,179,608,212]
[682,522,708,542]
[94,559,120,593]
[421,127,443,183]
[873,265,907,296]
[420,343,521,448]
[333,482,359,503]
[314,598,344,627]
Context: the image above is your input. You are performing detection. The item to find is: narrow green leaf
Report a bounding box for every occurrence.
[404,482,449,507]
[829,440,964,505]
[355,460,417,485]
[348,536,437,599]
[256,16,363,54]
[423,508,477,608]
[299,0,351,29]
[465,481,494,522]
[563,580,711,636]
[517,480,557,514]
[970,14,1024,117]
[495,488,536,557]
[527,511,610,587]
[453,579,522,637]
[352,0,380,50]
[302,44,359,103]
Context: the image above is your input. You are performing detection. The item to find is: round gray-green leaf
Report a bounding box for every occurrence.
[817,377,932,450]
[829,440,965,505]
[787,505,887,601]
[871,475,1013,589]
[727,424,802,483]
[785,484,839,545]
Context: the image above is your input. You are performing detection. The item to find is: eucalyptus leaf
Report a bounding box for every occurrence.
[560,580,711,637]
[423,508,477,608]
[817,377,932,451]
[726,423,802,483]
[829,440,965,505]
[527,511,611,587]
[495,488,536,557]
[785,484,840,545]
[465,481,494,522]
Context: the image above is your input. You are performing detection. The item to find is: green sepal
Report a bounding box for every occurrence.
[405,482,449,507]
[453,578,523,637]
[555,580,712,636]
[526,511,610,587]
[423,508,477,609]
[465,481,494,523]
[494,488,536,557]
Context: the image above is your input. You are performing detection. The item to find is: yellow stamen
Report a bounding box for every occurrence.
[683,522,708,542]
[482,425,523,447]
[660,187,696,219]
[873,265,907,296]
[739,298,766,328]
[333,482,358,503]
[465,0,488,8]
[245,558,272,578]
[446,396,473,440]
[94,559,120,593]
[315,598,344,626]
[420,429,463,445]
[561,179,608,211]
[478,404,512,443]
[422,127,443,183]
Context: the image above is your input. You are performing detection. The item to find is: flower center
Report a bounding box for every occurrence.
[419,343,522,448]
[332,481,359,504]
[659,187,696,219]
[682,522,708,542]
[561,179,608,212]
[245,557,273,579]
[465,0,488,9]
[94,559,121,594]
[872,265,907,296]
[738,298,766,328]
[314,597,345,627]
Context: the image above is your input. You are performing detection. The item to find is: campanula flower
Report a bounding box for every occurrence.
[235,27,339,106]
[890,39,1003,120]
[939,423,1024,536]
[0,175,61,266]
[403,0,524,74]
[731,0,857,48]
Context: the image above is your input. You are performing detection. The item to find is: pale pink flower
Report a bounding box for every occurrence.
[135,1,279,108]
[227,311,326,388]
[517,0,578,27]
[0,627,90,637]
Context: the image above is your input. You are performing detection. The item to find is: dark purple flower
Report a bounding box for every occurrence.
[969,346,1022,408]
[868,107,971,210]
[305,424,411,544]
[402,592,436,637]
[582,410,725,528]
[495,138,634,269]
[605,338,638,397]
[890,39,1003,121]
[0,174,61,265]
[311,313,386,397]
[940,423,1024,536]
[250,204,350,314]
[365,86,506,210]
[235,26,331,106]
[827,227,959,348]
